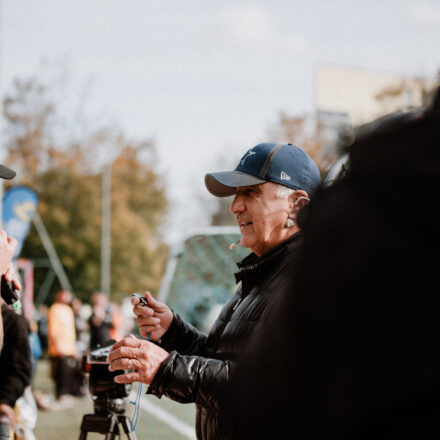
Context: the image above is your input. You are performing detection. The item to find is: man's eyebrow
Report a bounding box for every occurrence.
[238,185,260,193]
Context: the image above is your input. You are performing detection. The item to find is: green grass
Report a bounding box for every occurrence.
[32,359,196,440]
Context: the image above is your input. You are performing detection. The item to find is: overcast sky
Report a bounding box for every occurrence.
[2,0,440,242]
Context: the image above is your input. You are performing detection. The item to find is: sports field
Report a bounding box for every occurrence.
[32,360,196,440]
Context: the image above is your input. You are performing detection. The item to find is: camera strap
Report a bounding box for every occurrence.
[129,382,144,432]
[129,333,150,432]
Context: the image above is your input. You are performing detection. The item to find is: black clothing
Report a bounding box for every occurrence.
[229,91,440,438]
[148,232,304,440]
[89,305,113,350]
[0,305,31,408]
[50,355,81,398]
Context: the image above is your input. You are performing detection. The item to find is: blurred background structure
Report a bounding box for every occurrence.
[0,0,439,438]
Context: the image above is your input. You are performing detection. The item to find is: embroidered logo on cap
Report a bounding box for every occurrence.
[280,171,291,181]
[240,150,256,166]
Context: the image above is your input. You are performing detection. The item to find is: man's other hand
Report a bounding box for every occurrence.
[0,232,17,276]
[107,335,169,385]
[131,291,173,341]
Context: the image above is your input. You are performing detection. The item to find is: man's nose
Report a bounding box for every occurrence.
[230,193,245,214]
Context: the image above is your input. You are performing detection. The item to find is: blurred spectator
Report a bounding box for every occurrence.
[89,292,114,349]
[72,298,89,356]
[35,305,48,356]
[28,321,42,380]
[47,290,77,406]
[109,301,124,342]
[0,302,31,434]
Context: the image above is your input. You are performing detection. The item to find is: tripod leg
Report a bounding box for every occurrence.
[119,415,137,440]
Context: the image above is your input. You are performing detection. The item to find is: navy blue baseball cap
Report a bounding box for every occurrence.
[205,143,321,197]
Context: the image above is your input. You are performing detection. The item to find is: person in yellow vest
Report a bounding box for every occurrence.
[47,290,77,407]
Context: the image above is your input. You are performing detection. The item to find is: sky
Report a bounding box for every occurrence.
[2,0,440,243]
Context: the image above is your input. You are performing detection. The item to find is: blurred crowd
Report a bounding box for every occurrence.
[0,284,136,440]
[32,290,135,407]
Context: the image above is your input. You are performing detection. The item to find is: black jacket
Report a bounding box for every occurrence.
[148,232,304,439]
[229,91,440,439]
[0,305,31,408]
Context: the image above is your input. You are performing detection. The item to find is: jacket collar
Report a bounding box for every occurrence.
[234,232,303,285]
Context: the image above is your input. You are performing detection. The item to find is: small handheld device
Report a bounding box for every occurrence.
[131,293,148,307]
[1,275,21,311]
[131,293,151,341]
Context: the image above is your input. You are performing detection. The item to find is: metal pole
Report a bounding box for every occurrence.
[101,164,111,296]
[32,211,73,292]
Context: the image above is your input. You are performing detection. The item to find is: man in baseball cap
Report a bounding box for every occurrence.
[122,142,321,440]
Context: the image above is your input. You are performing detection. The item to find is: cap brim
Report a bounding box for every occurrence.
[0,164,16,180]
[205,171,266,197]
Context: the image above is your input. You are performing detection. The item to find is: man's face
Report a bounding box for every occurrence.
[230,182,292,256]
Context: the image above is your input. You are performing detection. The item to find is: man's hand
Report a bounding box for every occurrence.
[3,263,21,291]
[0,403,15,429]
[131,291,173,341]
[107,335,169,385]
[0,232,17,277]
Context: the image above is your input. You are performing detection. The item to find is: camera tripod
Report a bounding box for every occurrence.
[78,396,137,440]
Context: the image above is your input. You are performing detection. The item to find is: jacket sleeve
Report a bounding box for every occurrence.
[147,350,231,411]
[0,309,31,407]
[158,312,208,356]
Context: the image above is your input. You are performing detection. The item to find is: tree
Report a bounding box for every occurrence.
[3,75,168,303]
[267,112,327,170]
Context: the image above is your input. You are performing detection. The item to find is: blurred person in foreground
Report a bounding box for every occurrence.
[228,88,440,439]
[0,162,20,349]
[108,143,321,439]
[47,289,77,407]
[0,162,29,438]
[0,299,31,437]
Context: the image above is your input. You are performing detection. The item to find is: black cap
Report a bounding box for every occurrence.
[0,164,16,180]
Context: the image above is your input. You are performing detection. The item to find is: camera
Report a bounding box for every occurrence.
[85,343,132,402]
[79,343,137,439]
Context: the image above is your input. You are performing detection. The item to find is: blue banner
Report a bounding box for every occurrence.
[2,186,39,259]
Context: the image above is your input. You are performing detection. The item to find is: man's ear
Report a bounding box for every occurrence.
[288,190,310,219]
[294,190,310,208]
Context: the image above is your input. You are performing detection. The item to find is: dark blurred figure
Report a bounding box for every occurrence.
[0,303,31,435]
[35,304,48,356]
[89,291,114,349]
[228,89,440,439]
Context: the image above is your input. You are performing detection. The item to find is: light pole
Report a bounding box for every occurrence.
[101,163,111,296]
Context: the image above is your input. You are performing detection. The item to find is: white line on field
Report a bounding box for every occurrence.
[139,396,196,439]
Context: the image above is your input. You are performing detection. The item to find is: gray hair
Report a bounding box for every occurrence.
[276,184,296,199]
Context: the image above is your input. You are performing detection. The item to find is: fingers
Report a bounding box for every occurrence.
[107,337,141,361]
[4,264,21,290]
[136,315,161,326]
[132,303,155,317]
[108,357,134,372]
[6,236,17,252]
[114,371,139,384]
[144,291,160,308]
[107,346,138,364]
